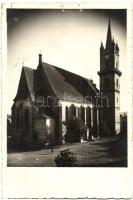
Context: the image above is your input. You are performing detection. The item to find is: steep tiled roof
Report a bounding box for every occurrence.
[14,66,34,100]
[42,62,87,103]
[54,65,99,95]
[15,61,98,104]
[23,67,34,95]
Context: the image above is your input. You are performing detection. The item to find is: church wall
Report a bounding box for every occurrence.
[114,73,120,134]
[47,104,63,145]
[12,99,33,147]
[114,107,120,134]
[12,98,56,147]
[57,101,96,143]
[100,74,114,93]
[33,118,55,146]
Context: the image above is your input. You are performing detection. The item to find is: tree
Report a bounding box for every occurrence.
[63,117,87,143]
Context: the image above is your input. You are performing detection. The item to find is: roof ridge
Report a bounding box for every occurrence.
[42,63,59,98]
[23,67,33,96]
[42,62,91,81]
[23,66,33,71]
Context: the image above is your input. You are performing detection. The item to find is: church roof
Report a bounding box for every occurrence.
[23,67,34,96]
[41,62,88,103]
[53,65,98,95]
[15,60,99,104]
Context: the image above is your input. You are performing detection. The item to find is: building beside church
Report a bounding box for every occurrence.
[10,20,122,148]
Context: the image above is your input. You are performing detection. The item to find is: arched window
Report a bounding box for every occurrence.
[65,106,68,122]
[80,106,85,122]
[116,79,119,88]
[69,104,76,119]
[24,109,29,129]
[11,104,16,125]
[19,103,23,128]
[115,58,119,68]
[86,106,91,128]
[17,107,22,128]
[17,109,19,128]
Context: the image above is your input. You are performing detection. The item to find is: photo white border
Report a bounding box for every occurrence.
[1,1,133,199]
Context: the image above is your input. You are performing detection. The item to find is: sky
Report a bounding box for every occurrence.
[7,9,127,114]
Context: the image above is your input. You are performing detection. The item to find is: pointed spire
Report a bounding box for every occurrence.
[100,40,104,50]
[106,18,112,48]
[38,53,42,65]
[112,36,114,43]
[115,41,119,52]
[22,57,24,67]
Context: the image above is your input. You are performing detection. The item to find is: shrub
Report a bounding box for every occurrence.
[55,149,77,167]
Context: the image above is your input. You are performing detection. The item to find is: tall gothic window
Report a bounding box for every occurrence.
[11,104,15,126]
[116,79,119,88]
[69,104,76,119]
[86,106,91,128]
[24,109,29,129]
[65,106,68,122]
[80,106,85,122]
[17,109,19,128]
[116,61,118,68]
[19,103,23,128]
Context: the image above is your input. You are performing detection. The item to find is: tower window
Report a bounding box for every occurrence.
[116,79,119,88]
[115,58,119,68]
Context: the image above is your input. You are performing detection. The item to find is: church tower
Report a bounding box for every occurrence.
[98,20,122,135]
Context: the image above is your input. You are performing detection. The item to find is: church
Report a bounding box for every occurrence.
[11,20,122,148]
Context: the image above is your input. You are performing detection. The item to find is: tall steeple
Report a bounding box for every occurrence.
[106,19,112,48]
[98,19,122,136]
